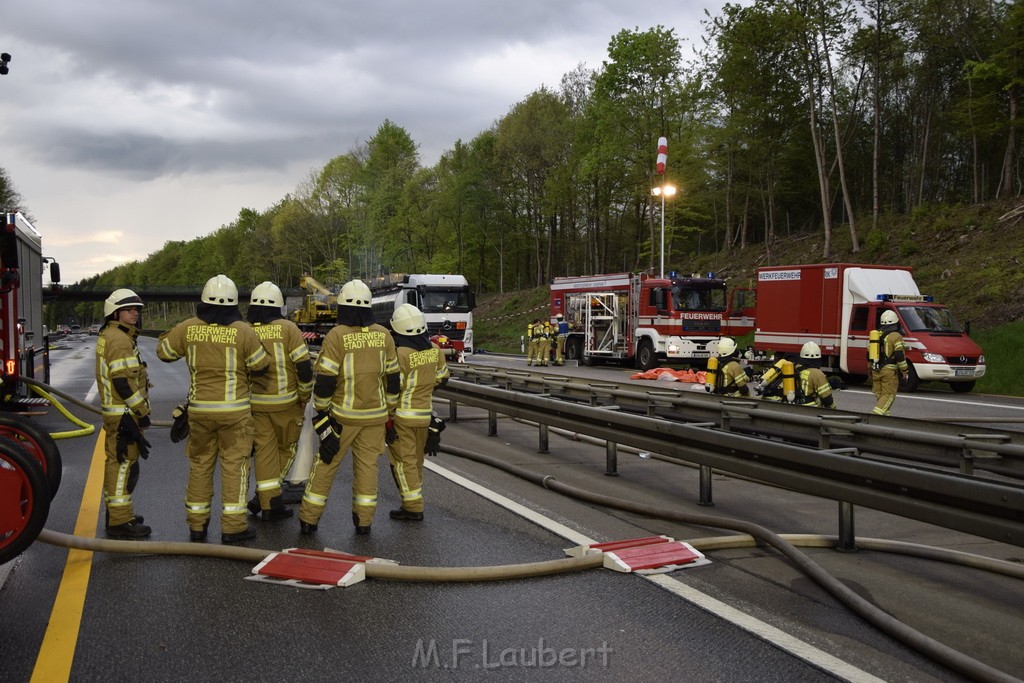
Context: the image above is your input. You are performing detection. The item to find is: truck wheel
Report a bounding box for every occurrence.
[841,373,868,386]
[899,363,920,392]
[0,415,62,500]
[0,438,50,565]
[636,339,657,371]
[950,381,975,393]
[566,338,582,362]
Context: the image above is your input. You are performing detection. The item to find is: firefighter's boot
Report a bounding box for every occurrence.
[352,511,371,535]
[190,521,209,543]
[106,520,151,539]
[390,508,424,521]
[262,495,294,522]
[222,524,256,545]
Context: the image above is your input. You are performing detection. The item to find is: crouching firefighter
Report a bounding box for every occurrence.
[96,288,152,539]
[794,342,836,410]
[705,337,751,397]
[385,304,450,521]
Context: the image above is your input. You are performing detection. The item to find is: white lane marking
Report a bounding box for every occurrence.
[84,381,98,405]
[424,460,882,682]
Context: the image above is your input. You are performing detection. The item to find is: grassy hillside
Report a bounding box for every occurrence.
[473,199,1024,395]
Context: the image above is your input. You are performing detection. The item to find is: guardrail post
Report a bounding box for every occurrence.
[837,501,857,552]
[448,398,458,423]
[487,410,497,437]
[698,465,714,506]
[538,424,549,454]
[605,441,618,476]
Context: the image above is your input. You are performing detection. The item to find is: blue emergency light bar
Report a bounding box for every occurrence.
[876,294,933,302]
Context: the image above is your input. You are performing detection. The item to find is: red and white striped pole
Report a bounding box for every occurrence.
[655,137,668,277]
[656,137,667,175]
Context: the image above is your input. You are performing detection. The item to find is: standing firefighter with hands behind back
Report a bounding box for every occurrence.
[158,275,270,544]
[298,279,400,536]
[386,303,450,522]
[870,309,909,416]
[96,288,152,539]
[246,281,314,522]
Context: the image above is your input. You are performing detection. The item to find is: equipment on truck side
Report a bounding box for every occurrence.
[369,273,475,360]
[550,271,728,370]
[751,264,984,393]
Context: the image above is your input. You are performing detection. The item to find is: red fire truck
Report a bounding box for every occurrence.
[550,271,728,369]
[751,263,985,392]
[1,212,63,564]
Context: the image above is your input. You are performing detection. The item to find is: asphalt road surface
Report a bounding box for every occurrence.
[2,336,1022,682]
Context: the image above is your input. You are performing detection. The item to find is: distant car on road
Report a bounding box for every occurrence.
[88,324,102,335]
[57,324,71,334]
[70,324,82,334]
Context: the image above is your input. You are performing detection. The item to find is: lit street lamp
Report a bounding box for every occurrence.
[651,183,677,278]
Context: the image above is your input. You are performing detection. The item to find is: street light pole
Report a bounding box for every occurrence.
[651,183,677,279]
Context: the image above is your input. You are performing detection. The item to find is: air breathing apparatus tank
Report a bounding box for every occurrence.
[705,355,719,393]
[757,358,796,403]
[868,329,882,371]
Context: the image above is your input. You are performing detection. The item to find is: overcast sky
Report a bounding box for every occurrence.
[1,1,725,284]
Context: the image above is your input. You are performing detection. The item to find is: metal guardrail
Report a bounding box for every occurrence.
[437,374,1024,549]
[448,365,1024,478]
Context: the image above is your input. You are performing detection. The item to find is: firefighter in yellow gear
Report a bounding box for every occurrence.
[870,310,908,416]
[157,275,271,544]
[385,304,450,521]
[534,319,553,366]
[246,281,313,522]
[298,279,400,536]
[553,314,570,365]
[526,319,540,365]
[96,288,152,539]
[795,342,836,409]
[705,338,750,397]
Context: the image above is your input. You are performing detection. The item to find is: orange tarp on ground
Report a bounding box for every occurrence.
[629,367,706,383]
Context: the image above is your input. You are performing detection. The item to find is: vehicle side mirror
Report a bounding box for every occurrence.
[964,320,971,335]
[49,261,61,283]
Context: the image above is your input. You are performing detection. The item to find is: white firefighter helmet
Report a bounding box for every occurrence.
[104,288,144,317]
[800,341,822,359]
[391,303,427,336]
[556,313,564,320]
[717,337,737,357]
[250,281,284,308]
[340,279,372,308]
[201,274,238,306]
[880,310,899,326]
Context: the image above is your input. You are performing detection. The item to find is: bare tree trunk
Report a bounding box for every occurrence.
[917,106,932,207]
[740,192,750,249]
[807,73,834,258]
[724,150,734,255]
[871,0,882,229]
[817,0,859,252]
[999,85,1019,198]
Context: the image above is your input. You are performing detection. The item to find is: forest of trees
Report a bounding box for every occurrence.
[8,0,1024,302]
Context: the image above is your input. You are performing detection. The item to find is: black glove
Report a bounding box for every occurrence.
[170,403,190,443]
[424,415,446,457]
[385,418,398,445]
[314,411,341,464]
[116,412,151,461]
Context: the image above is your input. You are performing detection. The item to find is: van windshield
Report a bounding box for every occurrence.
[898,306,964,333]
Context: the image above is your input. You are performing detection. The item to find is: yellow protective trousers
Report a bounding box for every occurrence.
[184,412,255,535]
[102,415,142,526]
[299,423,386,527]
[251,405,303,509]
[871,366,900,416]
[387,421,429,514]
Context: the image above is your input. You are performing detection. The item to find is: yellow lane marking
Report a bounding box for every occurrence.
[30,433,105,683]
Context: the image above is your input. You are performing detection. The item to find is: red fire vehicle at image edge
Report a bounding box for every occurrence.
[550,271,728,370]
[724,263,985,393]
[1,212,64,565]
